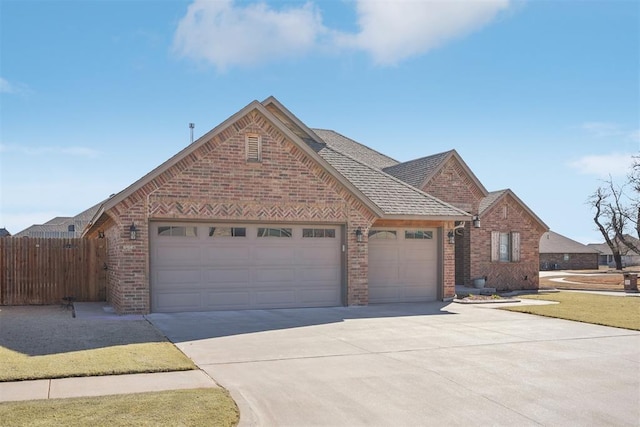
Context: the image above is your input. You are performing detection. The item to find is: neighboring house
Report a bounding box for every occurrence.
[83,97,548,314]
[0,228,11,237]
[539,231,599,270]
[588,234,640,267]
[14,202,104,238]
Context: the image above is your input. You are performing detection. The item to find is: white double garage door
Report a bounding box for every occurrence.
[150,222,438,313]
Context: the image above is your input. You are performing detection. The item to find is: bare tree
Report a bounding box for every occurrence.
[590,185,624,270]
[590,158,640,270]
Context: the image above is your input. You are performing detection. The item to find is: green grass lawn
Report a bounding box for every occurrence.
[0,342,196,382]
[0,388,239,427]
[502,292,640,330]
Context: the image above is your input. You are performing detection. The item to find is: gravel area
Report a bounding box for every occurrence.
[0,305,166,356]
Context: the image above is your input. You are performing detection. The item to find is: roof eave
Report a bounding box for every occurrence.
[380,213,472,221]
[83,206,106,237]
[261,96,325,145]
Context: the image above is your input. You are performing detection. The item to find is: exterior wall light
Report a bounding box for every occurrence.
[472,215,481,228]
[98,230,105,239]
[129,223,138,241]
[355,227,363,243]
[447,230,455,244]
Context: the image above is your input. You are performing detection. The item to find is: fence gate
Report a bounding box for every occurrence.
[0,237,107,305]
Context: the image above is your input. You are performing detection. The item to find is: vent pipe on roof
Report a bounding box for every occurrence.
[189,123,195,144]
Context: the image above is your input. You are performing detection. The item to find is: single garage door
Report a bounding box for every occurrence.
[150,223,342,312]
[368,228,439,303]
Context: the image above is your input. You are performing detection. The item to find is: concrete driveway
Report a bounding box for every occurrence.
[147,302,640,426]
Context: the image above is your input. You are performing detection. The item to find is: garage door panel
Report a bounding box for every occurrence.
[404,285,437,299]
[151,223,342,312]
[368,286,400,301]
[369,265,398,283]
[203,268,250,284]
[299,288,341,304]
[255,290,295,305]
[301,266,340,282]
[369,246,398,264]
[206,291,250,308]
[402,247,436,261]
[155,246,201,265]
[254,268,295,283]
[156,292,201,312]
[155,269,201,287]
[401,268,437,283]
[297,246,340,264]
[369,228,438,304]
[254,247,296,265]
[203,246,251,266]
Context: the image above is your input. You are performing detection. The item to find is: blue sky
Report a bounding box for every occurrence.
[1,0,638,244]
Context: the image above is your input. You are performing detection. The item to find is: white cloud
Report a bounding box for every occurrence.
[569,152,635,178]
[172,0,326,71]
[337,0,511,65]
[172,0,511,69]
[0,77,13,93]
[0,144,100,158]
[581,122,639,143]
[581,121,622,138]
[0,77,32,95]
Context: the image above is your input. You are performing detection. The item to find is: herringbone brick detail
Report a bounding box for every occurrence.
[148,198,348,222]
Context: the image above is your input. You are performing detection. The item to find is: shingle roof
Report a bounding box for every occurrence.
[312,129,399,170]
[315,145,469,217]
[15,199,105,238]
[0,228,11,237]
[587,235,640,256]
[44,216,72,225]
[479,190,508,214]
[540,231,599,254]
[382,151,453,188]
[586,243,610,254]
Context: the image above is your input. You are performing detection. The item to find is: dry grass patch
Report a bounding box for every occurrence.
[540,272,631,292]
[0,342,195,382]
[0,306,195,382]
[502,292,640,330]
[0,388,239,427]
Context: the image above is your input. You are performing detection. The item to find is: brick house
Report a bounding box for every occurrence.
[84,97,547,314]
[540,231,599,270]
[383,151,548,290]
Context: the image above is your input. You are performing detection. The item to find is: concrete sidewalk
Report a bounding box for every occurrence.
[0,370,218,403]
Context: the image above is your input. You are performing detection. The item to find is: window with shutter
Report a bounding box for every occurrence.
[491,231,500,261]
[491,231,520,262]
[245,134,261,162]
[511,231,520,262]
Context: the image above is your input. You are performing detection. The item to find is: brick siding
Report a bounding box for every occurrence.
[104,110,377,314]
[423,157,545,291]
[540,253,599,270]
[472,195,546,290]
[422,157,484,214]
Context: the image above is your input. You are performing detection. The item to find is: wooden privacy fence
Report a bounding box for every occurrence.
[0,238,107,305]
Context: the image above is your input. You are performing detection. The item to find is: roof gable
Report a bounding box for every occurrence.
[383,151,452,188]
[384,150,488,198]
[480,189,548,231]
[314,145,469,218]
[85,100,390,232]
